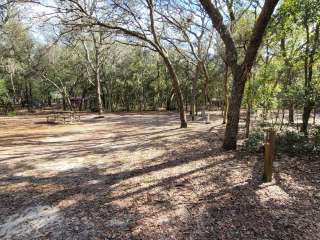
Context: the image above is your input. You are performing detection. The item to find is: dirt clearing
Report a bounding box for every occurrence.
[0,112,319,239]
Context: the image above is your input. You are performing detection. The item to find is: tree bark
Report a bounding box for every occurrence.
[245,104,251,138]
[162,54,187,128]
[10,72,16,105]
[93,34,103,115]
[245,76,253,138]
[201,61,210,112]
[27,80,33,112]
[280,38,295,124]
[223,63,229,124]
[288,105,294,124]
[191,78,196,121]
[222,71,246,150]
[301,104,313,135]
[95,66,103,114]
[191,63,200,121]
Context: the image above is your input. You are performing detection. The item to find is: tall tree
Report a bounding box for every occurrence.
[81,30,111,114]
[54,0,188,127]
[158,3,214,120]
[296,1,320,135]
[199,0,279,149]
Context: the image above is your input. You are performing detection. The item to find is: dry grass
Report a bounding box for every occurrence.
[0,112,319,240]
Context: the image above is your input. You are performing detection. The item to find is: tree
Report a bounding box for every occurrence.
[80,30,112,114]
[53,0,188,127]
[199,0,279,149]
[290,0,320,135]
[157,2,214,120]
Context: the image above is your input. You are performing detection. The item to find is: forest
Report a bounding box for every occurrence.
[0,0,320,239]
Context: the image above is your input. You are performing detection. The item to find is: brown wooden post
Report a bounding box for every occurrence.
[263,129,276,182]
[263,142,272,182]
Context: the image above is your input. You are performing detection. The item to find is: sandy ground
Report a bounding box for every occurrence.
[0,112,319,240]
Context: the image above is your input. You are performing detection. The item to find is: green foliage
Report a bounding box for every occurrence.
[0,78,8,97]
[244,129,320,155]
[278,131,307,147]
[7,111,16,116]
[0,78,12,108]
[244,131,265,153]
[313,127,320,145]
[277,131,320,155]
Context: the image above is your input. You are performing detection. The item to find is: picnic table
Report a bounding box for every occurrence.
[46,111,81,124]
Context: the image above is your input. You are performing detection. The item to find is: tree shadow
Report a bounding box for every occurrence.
[1,112,319,239]
[181,152,320,240]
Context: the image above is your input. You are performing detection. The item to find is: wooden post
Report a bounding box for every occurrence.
[263,142,272,182]
[263,129,276,182]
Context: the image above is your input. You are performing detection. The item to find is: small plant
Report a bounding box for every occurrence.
[244,131,265,153]
[7,111,17,117]
[277,130,314,155]
[313,127,320,146]
[243,129,320,156]
[278,130,306,145]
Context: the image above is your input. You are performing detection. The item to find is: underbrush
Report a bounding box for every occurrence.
[244,128,320,155]
[244,131,265,153]
[7,111,17,117]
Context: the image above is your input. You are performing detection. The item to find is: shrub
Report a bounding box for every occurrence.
[244,131,265,153]
[277,130,320,155]
[243,130,320,156]
[313,127,320,146]
[7,111,17,117]
[278,131,307,146]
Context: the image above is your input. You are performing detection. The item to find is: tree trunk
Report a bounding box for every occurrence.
[288,105,294,124]
[27,80,33,112]
[301,103,313,135]
[96,68,103,115]
[94,35,103,115]
[223,63,229,124]
[223,72,246,150]
[10,72,16,105]
[107,77,113,112]
[62,98,66,111]
[162,55,187,128]
[79,88,87,111]
[202,62,210,113]
[245,103,251,138]
[280,107,285,130]
[191,79,196,121]
[139,89,144,112]
[48,94,52,107]
[191,63,200,121]
[166,88,174,111]
[245,76,252,138]
[59,86,72,111]
[200,0,279,150]
[95,68,103,114]
[300,22,319,135]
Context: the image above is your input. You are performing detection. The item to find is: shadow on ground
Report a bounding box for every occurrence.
[0,112,319,239]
